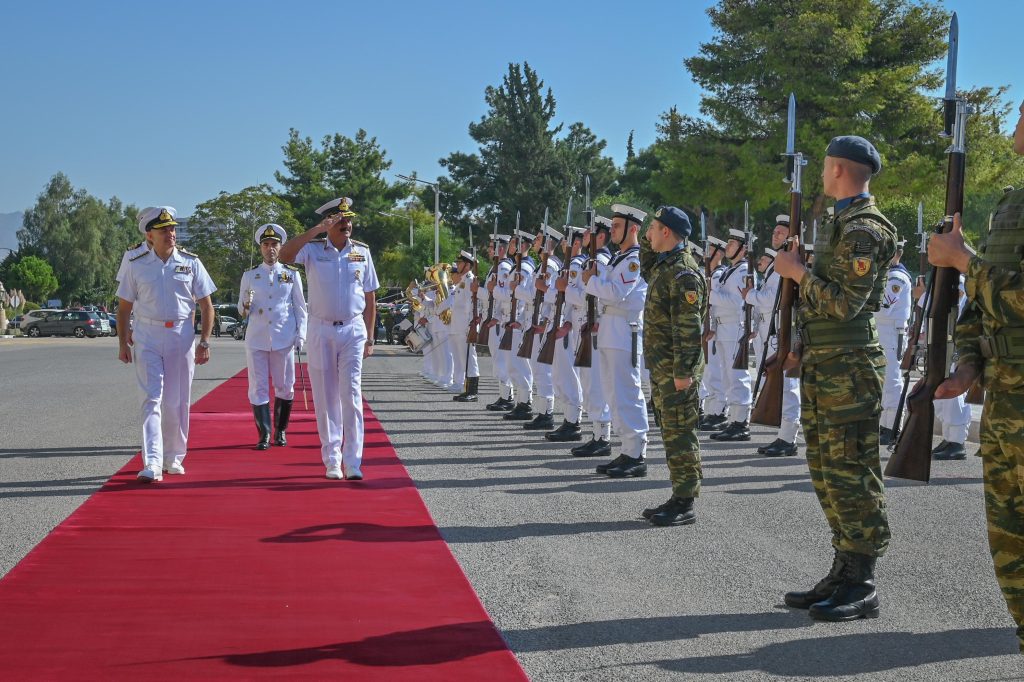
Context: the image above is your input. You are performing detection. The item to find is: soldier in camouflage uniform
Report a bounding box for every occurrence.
[640,207,706,526]
[774,135,897,622]
[929,98,1024,652]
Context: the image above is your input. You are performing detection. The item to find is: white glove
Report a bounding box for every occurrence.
[295,338,304,353]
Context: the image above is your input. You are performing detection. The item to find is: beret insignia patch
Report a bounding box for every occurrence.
[684,290,699,305]
[852,257,872,277]
[628,262,639,273]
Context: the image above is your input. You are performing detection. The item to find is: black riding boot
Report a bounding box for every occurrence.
[273,397,292,446]
[253,403,271,450]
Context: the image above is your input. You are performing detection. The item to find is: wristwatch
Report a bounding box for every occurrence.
[198,340,210,350]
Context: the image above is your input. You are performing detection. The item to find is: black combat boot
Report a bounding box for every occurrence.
[763,439,798,457]
[453,376,479,402]
[273,397,292,446]
[784,550,848,609]
[930,439,950,457]
[502,402,534,420]
[252,404,271,450]
[808,553,880,621]
[649,497,696,526]
[545,420,583,442]
[605,455,647,478]
[596,454,629,475]
[523,412,555,430]
[935,441,967,460]
[642,495,678,520]
[698,413,727,431]
[710,421,751,441]
[486,395,514,411]
[574,438,612,458]
[879,427,895,446]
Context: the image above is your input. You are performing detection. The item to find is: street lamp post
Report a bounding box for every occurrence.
[396,174,440,263]
[378,211,414,248]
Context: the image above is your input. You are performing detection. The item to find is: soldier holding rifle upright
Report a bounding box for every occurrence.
[928,96,1024,653]
[774,135,897,622]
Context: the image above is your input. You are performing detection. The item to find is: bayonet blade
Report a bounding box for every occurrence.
[700,212,706,242]
[945,13,958,101]
[744,200,749,231]
[786,93,796,155]
[565,196,574,227]
[917,202,923,234]
[515,210,520,233]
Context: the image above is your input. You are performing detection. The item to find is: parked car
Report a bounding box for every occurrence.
[229,318,248,341]
[18,309,63,330]
[24,310,109,338]
[9,315,24,330]
[219,316,237,334]
[107,312,117,336]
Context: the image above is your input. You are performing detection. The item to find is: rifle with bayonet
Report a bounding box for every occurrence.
[890,204,928,441]
[467,240,480,345]
[538,196,575,365]
[751,92,805,428]
[886,14,967,483]
[518,208,551,359]
[499,211,523,352]
[478,216,500,346]
[733,200,754,370]
[574,177,597,368]
[700,212,712,365]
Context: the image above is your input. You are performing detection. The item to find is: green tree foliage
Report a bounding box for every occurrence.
[374,212,462,288]
[439,62,618,236]
[17,173,138,303]
[8,255,58,303]
[187,185,302,303]
[274,128,410,256]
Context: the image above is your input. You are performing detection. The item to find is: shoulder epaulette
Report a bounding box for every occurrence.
[351,239,368,248]
[127,241,144,251]
[128,249,151,262]
[311,237,327,243]
[178,248,199,258]
[284,263,301,271]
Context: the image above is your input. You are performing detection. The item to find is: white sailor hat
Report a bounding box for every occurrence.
[492,233,512,244]
[775,214,791,226]
[255,223,287,245]
[804,243,815,253]
[457,250,476,263]
[138,206,178,235]
[564,226,586,238]
[610,204,648,224]
[688,241,705,258]
[594,216,614,230]
[543,224,565,241]
[707,236,727,250]
[515,229,535,241]
[315,197,356,218]
[764,248,778,258]
[728,228,753,243]
[895,239,907,249]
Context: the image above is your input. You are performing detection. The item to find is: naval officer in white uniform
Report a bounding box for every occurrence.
[116,206,217,482]
[278,197,379,481]
[238,223,308,450]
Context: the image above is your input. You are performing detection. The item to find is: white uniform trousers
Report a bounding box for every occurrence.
[753,332,801,442]
[307,318,367,473]
[245,346,296,405]
[439,330,456,387]
[580,338,611,440]
[530,335,555,414]
[877,325,906,430]
[598,347,649,458]
[449,329,479,388]
[505,328,533,403]
[714,319,753,422]
[936,362,972,444]
[488,326,513,400]
[701,336,727,416]
[132,319,195,469]
[552,329,584,423]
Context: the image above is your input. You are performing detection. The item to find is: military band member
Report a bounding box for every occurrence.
[447,251,481,401]
[498,231,537,421]
[583,204,650,477]
[746,217,801,456]
[709,229,755,441]
[116,206,217,482]
[698,237,729,430]
[424,273,455,390]
[483,235,515,410]
[774,135,895,621]
[545,227,586,442]
[279,197,379,481]
[876,241,913,445]
[928,99,1024,648]
[238,223,308,450]
[566,220,614,455]
[641,207,706,526]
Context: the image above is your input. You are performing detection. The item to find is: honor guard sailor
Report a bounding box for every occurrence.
[546,226,586,442]
[496,230,536,421]
[483,234,516,410]
[875,240,913,445]
[116,206,217,482]
[238,223,308,450]
[279,197,379,481]
[583,204,650,477]
[698,237,729,430]
[521,226,562,430]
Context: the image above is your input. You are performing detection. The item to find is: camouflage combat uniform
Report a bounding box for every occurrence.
[642,244,707,497]
[954,186,1024,649]
[796,196,897,558]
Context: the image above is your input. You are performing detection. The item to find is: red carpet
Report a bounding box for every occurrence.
[0,369,527,680]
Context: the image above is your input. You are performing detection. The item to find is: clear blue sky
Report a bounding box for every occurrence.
[0,0,1017,216]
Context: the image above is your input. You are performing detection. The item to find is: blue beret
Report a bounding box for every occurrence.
[653,206,692,239]
[826,135,882,175]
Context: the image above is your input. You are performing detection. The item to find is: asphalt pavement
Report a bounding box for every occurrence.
[2,337,1022,681]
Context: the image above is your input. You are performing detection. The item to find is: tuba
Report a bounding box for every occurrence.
[404,280,425,314]
[426,263,453,325]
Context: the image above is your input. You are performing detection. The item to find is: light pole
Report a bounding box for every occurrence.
[396,174,440,263]
[378,211,414,248]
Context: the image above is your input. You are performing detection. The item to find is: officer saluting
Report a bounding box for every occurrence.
[238,223,308,450]
[116,206,217,483]
[278,197,379,481]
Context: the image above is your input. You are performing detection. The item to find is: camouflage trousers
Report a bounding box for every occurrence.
[800,347,890,557]
[979,387,1024,651]
[652,381,702,498]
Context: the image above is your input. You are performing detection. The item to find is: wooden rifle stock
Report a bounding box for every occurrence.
[517,251,547,359]
[733,265,754,370]
[538,253,568,366]
[499,252,522,351]
[574,237,598,368]
[478,253,499,346]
